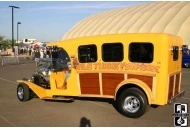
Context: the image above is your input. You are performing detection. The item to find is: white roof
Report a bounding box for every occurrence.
[62,1,190,45]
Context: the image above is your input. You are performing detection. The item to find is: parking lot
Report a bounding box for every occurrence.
[0,63,190,127]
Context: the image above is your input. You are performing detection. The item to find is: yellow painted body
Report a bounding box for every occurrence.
[17,33,183,105]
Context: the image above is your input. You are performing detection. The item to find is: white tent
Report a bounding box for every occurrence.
[32,42,45,48]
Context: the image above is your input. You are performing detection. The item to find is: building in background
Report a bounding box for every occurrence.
[16,40,21,44]
[22,39,37,44]
[62,1,190,47]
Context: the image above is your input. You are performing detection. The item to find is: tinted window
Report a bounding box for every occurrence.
[57,48,70,62]
[173,46,179,61]
[78,44,97,63]
[129,42,154,63]
[102,43,123,62]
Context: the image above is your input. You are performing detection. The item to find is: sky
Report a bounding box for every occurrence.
[0,1,151,42]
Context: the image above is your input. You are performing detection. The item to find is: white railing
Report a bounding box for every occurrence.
[1,56,19,66]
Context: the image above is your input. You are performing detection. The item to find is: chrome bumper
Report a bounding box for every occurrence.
[168,90,185,104]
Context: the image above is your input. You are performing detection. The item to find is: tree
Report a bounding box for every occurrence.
[0,35,17,50]
[0,35,4,41]
[0,35,5,50]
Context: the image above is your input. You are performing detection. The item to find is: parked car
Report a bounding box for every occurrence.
[182,48,190,68]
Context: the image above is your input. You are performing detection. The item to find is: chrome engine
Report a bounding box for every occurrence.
[30,59,54,87]
[35,67,52,82]
[30,58,70,89]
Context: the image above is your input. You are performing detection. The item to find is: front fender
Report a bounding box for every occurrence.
[114,79,153,104]
[17,80,47,99]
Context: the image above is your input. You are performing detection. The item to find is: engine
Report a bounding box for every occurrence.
[38,67,52,82]
[30,57,70,89]
[30,60,54,89]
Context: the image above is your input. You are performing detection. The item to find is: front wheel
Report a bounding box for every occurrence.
[17,83,30,102]
[117,88,149,118]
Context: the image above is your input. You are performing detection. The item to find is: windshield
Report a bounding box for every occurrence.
[38,47,71,71]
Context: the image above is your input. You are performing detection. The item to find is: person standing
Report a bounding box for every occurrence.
[40,48,44,58]
[46,47,50,58]
[29,47,32,56]
[34,48,40,66]
[43,47,47,58]
[31,47,35,60]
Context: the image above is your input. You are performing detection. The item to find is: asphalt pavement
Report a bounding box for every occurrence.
[0,63,189,127]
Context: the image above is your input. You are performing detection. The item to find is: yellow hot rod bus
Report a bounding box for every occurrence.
[17,33,185,118]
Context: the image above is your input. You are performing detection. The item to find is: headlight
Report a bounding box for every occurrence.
[184,63,190,67]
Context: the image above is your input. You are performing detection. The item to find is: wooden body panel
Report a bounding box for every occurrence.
[102,73,124,95]
[79,73,153,96]
[79,73,100,94]
[168,75,174,100]
[174,73,180,95]
[128,74,153,90]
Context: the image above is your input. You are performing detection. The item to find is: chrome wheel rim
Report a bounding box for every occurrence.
[18,87,24,100]
[123,96,140,113]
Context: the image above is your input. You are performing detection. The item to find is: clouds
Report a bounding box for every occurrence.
[41,2,129,10]
[21,2,129,14]
[0,1,150,41]
[0,1,149,18]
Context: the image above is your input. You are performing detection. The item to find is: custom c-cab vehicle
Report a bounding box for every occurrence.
[16,33,185,118]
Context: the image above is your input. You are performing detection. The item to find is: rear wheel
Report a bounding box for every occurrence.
[117,88,149,118]
[17,83,30,102]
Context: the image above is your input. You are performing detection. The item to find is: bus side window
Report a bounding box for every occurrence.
[78,44,97,63]
[173,46,179,61]
[102,43,124,62]
[129,42,154,63]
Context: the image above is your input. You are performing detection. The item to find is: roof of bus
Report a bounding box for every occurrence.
[47,33,179,47]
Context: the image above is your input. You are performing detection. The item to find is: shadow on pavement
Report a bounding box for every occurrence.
[79,117,91,127]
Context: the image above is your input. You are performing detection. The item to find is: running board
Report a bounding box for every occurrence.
[42,96,74,101]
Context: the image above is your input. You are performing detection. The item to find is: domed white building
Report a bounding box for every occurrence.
[62,1,190,46]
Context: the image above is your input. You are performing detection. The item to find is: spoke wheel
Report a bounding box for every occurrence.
[17,83,30,102]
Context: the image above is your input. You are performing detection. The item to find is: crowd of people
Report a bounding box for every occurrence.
[18,46,50,58]
[33,46,68,66]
